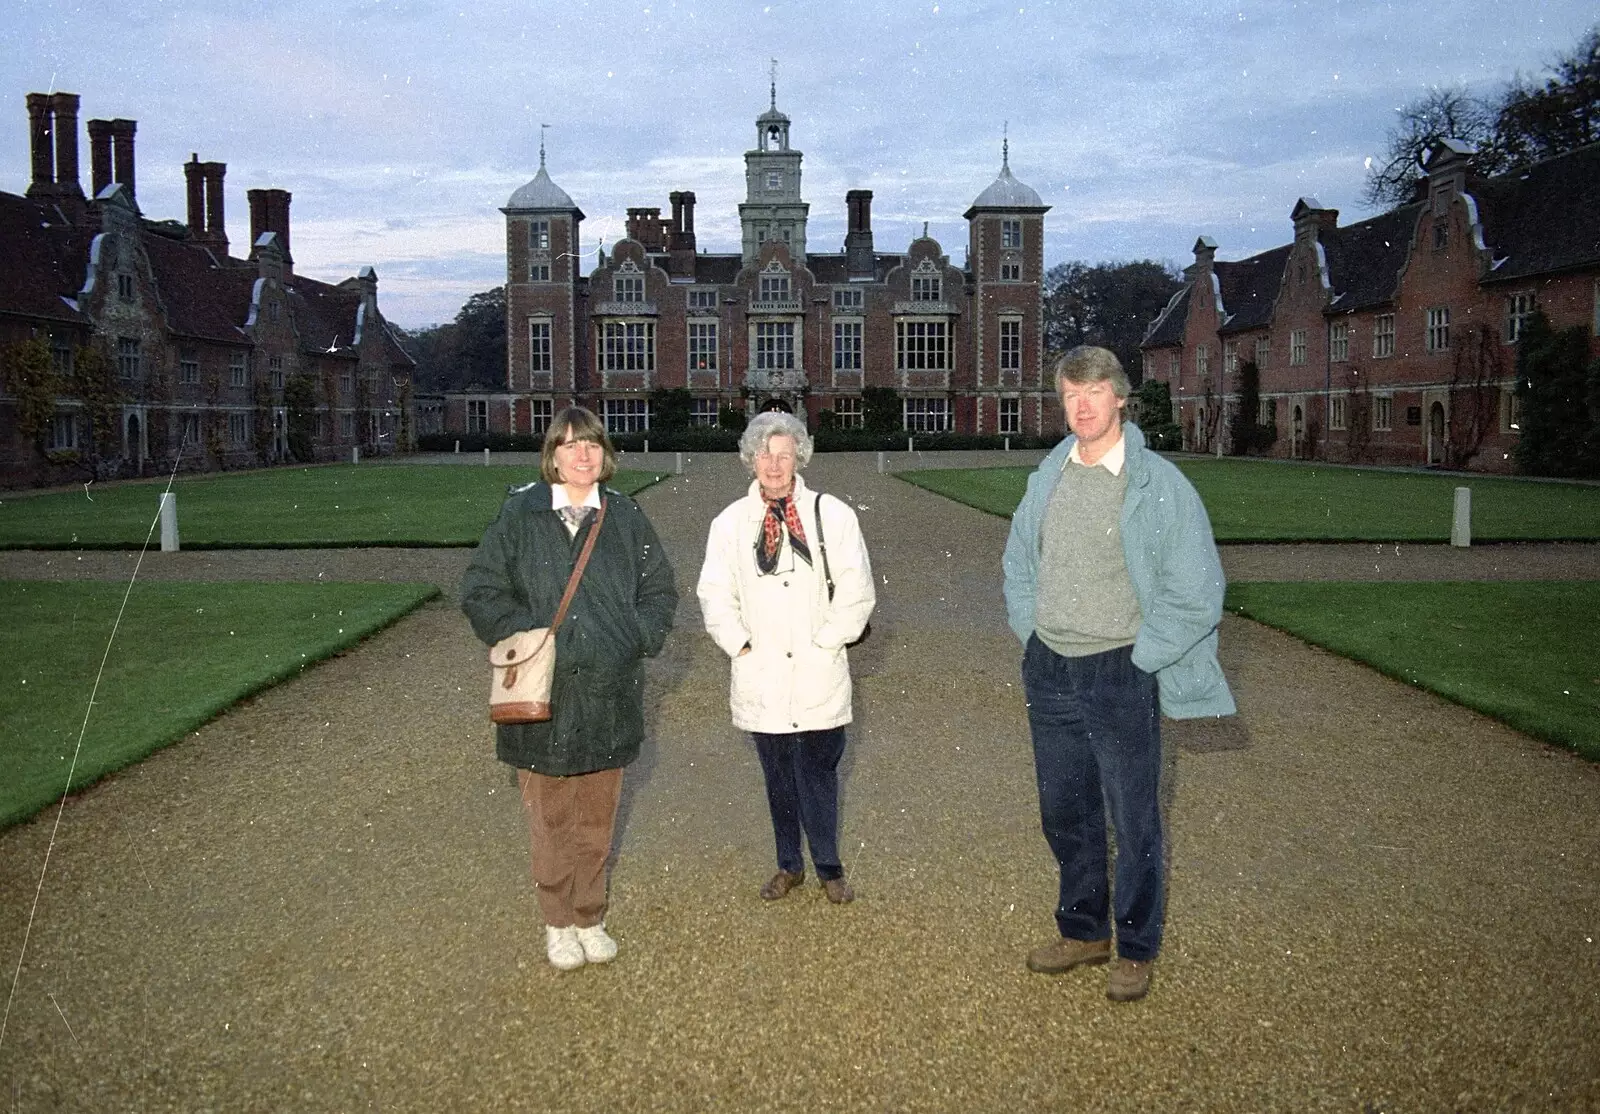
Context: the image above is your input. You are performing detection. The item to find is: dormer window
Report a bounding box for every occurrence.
[117,273,134,301]
[1433,219,1449,251]
[912,274,941,302]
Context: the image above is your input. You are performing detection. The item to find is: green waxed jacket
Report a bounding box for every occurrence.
[461,483,678,775]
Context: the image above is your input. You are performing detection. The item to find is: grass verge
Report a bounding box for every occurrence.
[0,466,665,549]
[1,579,439,828]
[896,460,1600,541]
[1225,581,1600,760]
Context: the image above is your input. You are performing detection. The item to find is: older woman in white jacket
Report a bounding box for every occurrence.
[697,411,876,904]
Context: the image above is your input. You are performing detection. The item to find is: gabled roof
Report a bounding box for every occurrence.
[1142,284,1192,348]
[140,231,254,344]
[1215,245,1291,334]
[1318,203,1418,313]
[287,275,414,367]
[1473,142,1600,284]
[0,189,92,327]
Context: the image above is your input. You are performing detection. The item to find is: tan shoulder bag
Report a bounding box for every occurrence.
[489,498,607,724]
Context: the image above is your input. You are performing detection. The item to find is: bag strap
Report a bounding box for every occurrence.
[815,492,835,602]
[549,496,608,631]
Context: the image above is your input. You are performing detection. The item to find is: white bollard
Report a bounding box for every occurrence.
[454,440,460,453]
[877,450,886,474]
[351,446,359,464]
[907,436,913,453]
[1451,486,1472,547]
[675,452,683,475]
[644,439,650,454]
[484,447,491,466]
[159,492,179,552]
[1004,437,1011,452]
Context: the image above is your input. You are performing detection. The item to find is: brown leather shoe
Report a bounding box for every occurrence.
[821,876,855,905]
[1026,935,1112,974]
[759,869,805,900]
[1106,957,1154,1002]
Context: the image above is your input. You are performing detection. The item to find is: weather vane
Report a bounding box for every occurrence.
[769,58,778,109]
[539,123,550,168]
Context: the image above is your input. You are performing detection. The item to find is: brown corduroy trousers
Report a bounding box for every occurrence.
[517,767,624,929]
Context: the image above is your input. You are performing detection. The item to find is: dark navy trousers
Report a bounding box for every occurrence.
[753,727,847,882]
[1022,636,1165,962]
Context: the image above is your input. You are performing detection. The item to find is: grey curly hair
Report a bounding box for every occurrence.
[738,410,814,470]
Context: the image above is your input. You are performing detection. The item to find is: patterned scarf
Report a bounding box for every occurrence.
[557,504,593,537]
[756,493,810,574]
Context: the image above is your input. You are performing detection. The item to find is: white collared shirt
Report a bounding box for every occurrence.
[1066,432,1126,476]
[550,484,603,511]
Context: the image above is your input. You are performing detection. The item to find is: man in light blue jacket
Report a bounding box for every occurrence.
[1002,346,1234,1003]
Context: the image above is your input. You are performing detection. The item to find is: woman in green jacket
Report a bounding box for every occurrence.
[461,407,678,971]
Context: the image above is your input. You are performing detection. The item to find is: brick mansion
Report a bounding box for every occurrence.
[443,87,1054,439]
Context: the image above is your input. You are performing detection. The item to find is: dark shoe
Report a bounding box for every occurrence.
[821,876,855,905]
[759,869,805,900]
[1106,957,1153,1002]
[1026,935,1112,974]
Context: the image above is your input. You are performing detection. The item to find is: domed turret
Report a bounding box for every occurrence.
[967,140,1044,213]
[507,150,579,212]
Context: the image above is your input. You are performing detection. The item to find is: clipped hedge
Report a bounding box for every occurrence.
[417,429,1062,454]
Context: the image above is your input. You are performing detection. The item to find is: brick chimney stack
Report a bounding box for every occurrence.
[25,93,53,197]
[110,119,136,199]
[845,189,874,276]
[87,118,138,202]
[187,156,230,252]
[248,187,293,273]
[88,119,112,196]
[668,191,697,278]
[186,155,205,232]
[204,162,227,252]
[51,93,82,201]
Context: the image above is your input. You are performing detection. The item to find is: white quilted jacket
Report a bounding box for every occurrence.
[696,474,876,734]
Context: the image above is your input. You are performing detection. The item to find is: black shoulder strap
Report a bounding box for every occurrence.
[815,492,835,602]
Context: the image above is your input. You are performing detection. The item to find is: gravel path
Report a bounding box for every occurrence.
[1,455,1597,1112]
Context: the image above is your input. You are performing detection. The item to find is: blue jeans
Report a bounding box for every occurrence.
[753,728,847,881]
[1022,636,1164,962]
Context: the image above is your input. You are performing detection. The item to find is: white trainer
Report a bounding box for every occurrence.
[545,925,585,971]
[574,923,618,964]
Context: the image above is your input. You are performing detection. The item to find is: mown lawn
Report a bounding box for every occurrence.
[898,459,1600,541]
[1225,580,1600,760]
[1,580,438,828]
[0,465,664,549]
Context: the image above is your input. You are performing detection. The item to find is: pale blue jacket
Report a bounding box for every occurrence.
[1002,423,1236,720]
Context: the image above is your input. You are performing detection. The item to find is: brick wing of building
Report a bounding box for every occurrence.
[1141,140,1600,472]
[1,92,415,489]
[445,89,1052,439]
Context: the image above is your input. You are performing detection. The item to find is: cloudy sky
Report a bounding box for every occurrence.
[4,0,1594,328]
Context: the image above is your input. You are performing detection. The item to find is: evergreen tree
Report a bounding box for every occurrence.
[284,373,319,462]
[1514,313,1598,477]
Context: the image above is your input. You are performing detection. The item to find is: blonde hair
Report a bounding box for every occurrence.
[1053,346,1131,399]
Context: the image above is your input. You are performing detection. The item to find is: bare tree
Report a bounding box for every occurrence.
[1445,323,1509,470]
[1363,86,1496,208]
